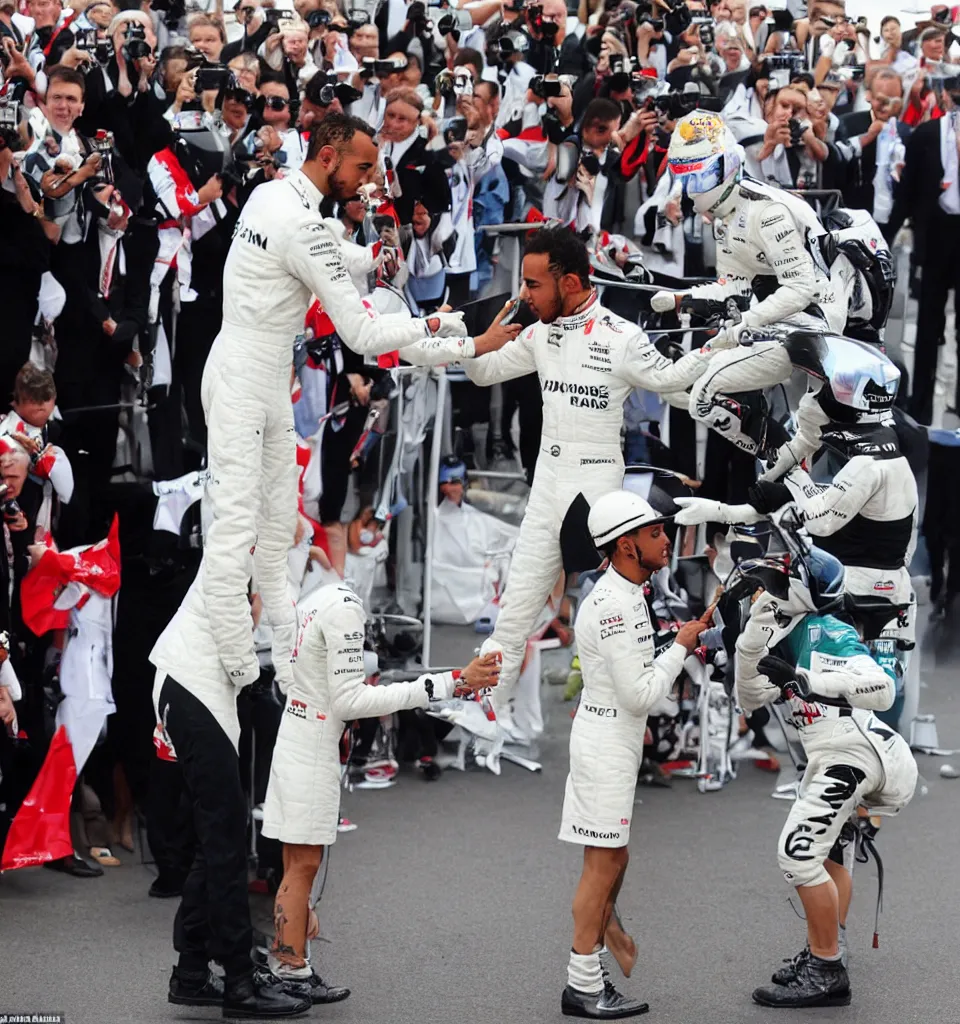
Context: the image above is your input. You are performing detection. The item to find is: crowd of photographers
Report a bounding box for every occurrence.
[0,0,957,876]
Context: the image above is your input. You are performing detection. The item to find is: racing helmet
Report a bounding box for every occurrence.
[813,336,901,423]
[588,490,667,548]
[666,111,745,215]
[724,545,845,618]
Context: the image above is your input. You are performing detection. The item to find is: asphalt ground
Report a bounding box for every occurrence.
[1,620,959,1024]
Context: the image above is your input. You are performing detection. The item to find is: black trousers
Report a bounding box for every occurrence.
[911,218,960,425]
[157,675,252,982]
[146,756,195,884]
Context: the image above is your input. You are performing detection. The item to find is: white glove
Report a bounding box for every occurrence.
[701,321,748,353]
[428,310,468,338]
[674,497,764,527]
[651,290,680,313]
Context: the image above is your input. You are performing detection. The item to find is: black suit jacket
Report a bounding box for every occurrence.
[834,111,911,221]
[888,119,949,266]
[387,135,452,225]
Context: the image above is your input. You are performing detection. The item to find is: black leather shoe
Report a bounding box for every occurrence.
[168,967,225,1006]
[277,968,351,1005]
[222,973,311,1019]
[149,875,183,899]
[771,946,809,986]
[753,955,851,1008]
[561,981,650,1019]
[43,854,103,878]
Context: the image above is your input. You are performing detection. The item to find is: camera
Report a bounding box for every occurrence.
[608,54,638,92]
[196,61,231,92]
[264,8,296,28]
[441,115,468,144]
[306,8,331,27]
[0,98,24,153]
[765,7,793,32]
[493,31,529,62]
[787,116,808,147]
[638,13,664,31]
[530,74,564,98]
[654,89,722,120]
[437,8,472,36]
[580,151,601,176]
[347,7,370,28]
[693,17,715,49]
[74,27,99,53]
[90,128,116,186]
[123,23,153,61]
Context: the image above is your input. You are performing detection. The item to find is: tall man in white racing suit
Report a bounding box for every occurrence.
[460,225,723,720]
[260,583,500,1001]
[651,111,830,454]
[149,114,517,1020]
[558,491,709,1020]
[729,548,917,1009]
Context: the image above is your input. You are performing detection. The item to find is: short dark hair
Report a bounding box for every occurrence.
[160,45,189,67]
[13,363,56,404]
[453,47,484,81]
[879,15,900,29]
[46,64,86,97]
[523,226,591,288]
[790,71,815,91]
[474,79,498,103]
[582,97,621,128]
[259,69,288,88]
[306,112,375,161]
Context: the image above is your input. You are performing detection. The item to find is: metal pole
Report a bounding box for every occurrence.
[422,368,448,668]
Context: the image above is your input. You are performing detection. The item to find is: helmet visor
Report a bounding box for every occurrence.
[668,153,724,196]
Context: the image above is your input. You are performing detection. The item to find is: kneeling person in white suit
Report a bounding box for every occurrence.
[261,582,500,1002]
[559,492,710,1021]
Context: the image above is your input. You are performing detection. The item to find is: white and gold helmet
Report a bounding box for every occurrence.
[666,110,745,214]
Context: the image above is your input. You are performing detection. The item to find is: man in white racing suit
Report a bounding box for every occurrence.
[675,356,917,652]
[260,582,499,1002]
[558,491,708,1020]
[459,225,721,724]
[651,111,830,454]
[730,548,917,1009]
[149,114,517,1020]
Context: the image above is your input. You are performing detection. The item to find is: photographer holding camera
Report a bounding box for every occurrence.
[525,0,589,78]
[222,0,270,63]
[544,95,623,234]
[731,82,827,188]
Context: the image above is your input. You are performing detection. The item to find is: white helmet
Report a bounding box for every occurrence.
[588,490,666,548]
[667,111,744,215]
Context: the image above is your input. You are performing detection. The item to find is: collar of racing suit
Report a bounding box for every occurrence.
[604,564,650,595]
[286,169,325,211]
[553,289,599,329]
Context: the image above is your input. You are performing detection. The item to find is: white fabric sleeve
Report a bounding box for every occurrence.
[782,458,878,538]
[805,653,896,712]
[734,604,780,712]
[743,202,822,327]
[321,601,456,719]
[618,325,713,393]
[282,218,474,361]
[461,323,538,385]
[0,659,22,703]
[589,598,686,718]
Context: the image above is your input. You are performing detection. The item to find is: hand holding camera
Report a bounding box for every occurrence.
[197,173,223,206]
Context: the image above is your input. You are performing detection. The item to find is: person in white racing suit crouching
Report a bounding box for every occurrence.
[675,354,918,659]
[558,491,710,1021]
[458,226,724,729]
[729,547,917,1010]
[260,582,499,1002]
[651,110,831,455]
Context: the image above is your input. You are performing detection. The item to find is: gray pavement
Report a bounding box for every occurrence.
[2,620,959,1024]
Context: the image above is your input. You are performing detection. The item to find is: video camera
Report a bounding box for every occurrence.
[305,8,331,27]
[657,0,693,35]
[766,49,807,89]
[441,114,468,144]
[0,97,24,153]
[530,73,574,98]
[264,7,296,30]
[122,22,153,61]
[654,88,723,120]
[692,15,715,49]
[311,71,363,106]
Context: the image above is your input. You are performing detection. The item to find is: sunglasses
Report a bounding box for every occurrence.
[263,95,289,110]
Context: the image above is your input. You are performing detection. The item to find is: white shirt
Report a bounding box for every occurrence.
[873,117,902,225]
[940,112,960,215]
